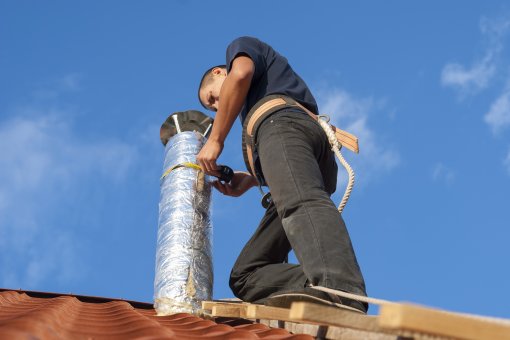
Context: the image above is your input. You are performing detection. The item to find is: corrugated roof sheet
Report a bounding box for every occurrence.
[0,289,312,339]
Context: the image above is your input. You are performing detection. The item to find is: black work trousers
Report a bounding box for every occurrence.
[229,109,367,303]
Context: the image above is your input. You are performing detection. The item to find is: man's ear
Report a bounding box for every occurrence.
[212,67,227,77]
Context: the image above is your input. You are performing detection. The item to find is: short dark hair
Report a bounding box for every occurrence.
[198,64,226,110]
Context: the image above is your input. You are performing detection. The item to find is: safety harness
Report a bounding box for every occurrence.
[242,94,360,212]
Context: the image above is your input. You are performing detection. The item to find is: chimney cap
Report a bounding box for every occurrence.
[160,110,213,146]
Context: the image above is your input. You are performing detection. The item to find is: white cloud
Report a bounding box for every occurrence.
[440,56,496,95]
[484,82,510,134]
[0,113,135,190]
[432,162,456,185]
[480,16,510,42]
[3,232,80,287]
[441,16,510,96]
[441,15,510,174]
[0,109,138,288]
[317,89,400,186]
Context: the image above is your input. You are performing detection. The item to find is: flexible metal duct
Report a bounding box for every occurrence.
[154,111,213,315]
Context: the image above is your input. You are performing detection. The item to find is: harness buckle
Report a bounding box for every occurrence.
[318,114,331,123]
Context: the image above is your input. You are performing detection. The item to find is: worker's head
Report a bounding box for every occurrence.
[198,65,227,112]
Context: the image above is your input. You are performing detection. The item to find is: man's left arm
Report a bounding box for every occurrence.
[197,55,254,174]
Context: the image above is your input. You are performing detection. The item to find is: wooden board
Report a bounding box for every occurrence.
[204,301,290,321]
[245,304,291,321]
[203,299,510,340]
[201,300,245,310]
[211,304,248,318]
[259,319,398,340]
[379,303,510,340]
[202,300,249,318]
[289,302,381,332]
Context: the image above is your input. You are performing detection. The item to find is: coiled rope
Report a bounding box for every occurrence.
[312,120,510,320]
[317,115,355,214]
[314,116,382,306]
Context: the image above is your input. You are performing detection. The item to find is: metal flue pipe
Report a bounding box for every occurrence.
[154,110,214,315]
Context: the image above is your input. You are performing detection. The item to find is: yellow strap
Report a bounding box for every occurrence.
[160,162,202,180]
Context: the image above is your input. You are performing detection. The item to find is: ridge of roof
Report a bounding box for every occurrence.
[0,288,153,309]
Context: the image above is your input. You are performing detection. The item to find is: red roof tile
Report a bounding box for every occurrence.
[0,289,312,339]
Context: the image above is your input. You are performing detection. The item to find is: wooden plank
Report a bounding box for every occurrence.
[216,298,242,302]
[245,304,291,321]
[323,325,397,340]
[201,300,244,310]
[201,300,250,318]
[259,319,397,340]
[205,300,399,339]
[335,128,359,154]
[201,301,216,310]
[211,304,248,318]
[378,303,510,340]
[289,302,381,332]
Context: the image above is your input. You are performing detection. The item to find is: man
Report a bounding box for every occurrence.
[197,36,368,313]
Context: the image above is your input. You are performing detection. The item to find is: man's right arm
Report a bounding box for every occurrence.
[208,55,254,147]
[196,55,254,174]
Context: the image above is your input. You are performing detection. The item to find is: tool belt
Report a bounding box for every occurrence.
[242,94,359,184]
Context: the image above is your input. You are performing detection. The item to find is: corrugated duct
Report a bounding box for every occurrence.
[154,111,213,315]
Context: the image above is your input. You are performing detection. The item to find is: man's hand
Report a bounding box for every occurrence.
[197,139,224,174]
[212,171,257,197]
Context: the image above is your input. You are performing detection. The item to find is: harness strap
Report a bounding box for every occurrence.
[242,95,360,180]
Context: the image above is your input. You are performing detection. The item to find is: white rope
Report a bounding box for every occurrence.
[312,286,510,326]
[313,124,510,319]
[317,116,355,214]
[310,285,393,306]
[315,117,392,307]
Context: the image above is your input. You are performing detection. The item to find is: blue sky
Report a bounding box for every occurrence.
[1,1,510,318]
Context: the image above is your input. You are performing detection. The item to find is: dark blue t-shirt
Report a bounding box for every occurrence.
[226,36,318,124]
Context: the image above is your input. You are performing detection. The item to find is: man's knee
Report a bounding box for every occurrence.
[229,267,248,300]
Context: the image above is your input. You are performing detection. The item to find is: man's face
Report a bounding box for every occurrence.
[199,68,226,111]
